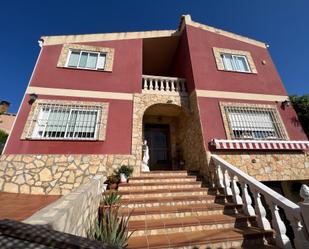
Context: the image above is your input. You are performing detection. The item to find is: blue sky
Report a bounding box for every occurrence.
[1,0,308,113]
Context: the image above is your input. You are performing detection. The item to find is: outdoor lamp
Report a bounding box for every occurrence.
[281,100,291,109]
[28,93,38,104]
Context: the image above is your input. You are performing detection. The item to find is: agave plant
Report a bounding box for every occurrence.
[102,191,122,206]
[88,206,133,248]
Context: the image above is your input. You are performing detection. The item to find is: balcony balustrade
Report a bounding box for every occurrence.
[142,75,187,95]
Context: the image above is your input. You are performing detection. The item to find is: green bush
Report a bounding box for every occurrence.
[290,95,309,138]
[0,129,8,153]
[115,165,133,178]
[88,206,133,247]
[102,191,122,206]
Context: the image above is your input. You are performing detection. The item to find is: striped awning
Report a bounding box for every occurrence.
[211,139,309,150]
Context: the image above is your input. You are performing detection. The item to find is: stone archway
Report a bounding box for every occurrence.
[131,93,189,174]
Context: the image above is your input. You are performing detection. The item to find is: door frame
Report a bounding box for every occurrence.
[143,123,172,171]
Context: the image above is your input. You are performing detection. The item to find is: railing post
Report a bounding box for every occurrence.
[252,189,271,230]
[222,168,232,196]
[240,181,255,216]
[268,201,292,249]
[154,79,159,90]
[216,163,224,189]
[285,212,309,249]
[229,172,243,205]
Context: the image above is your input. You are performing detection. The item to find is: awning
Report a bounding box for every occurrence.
[211,139,309,150]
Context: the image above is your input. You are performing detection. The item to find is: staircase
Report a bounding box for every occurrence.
[117,171,278,249]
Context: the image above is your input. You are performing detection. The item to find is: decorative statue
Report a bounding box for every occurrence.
[300,184,309,203]
[141,140,150,172]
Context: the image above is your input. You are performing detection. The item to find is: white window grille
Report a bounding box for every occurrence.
[66,50,106,70]
[221,53,251,73]
[29,103,102,140]
[224,106,286,140]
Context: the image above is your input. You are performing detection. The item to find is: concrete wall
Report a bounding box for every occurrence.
[24,175,105,237]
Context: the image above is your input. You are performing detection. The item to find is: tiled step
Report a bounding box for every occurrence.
[140,171,188,177]
[118,187,212,199]
[128,213,257,237]
[120,194,227,208]
[129,175,197,184]
[128,227,274,249]
[118,203,242,221]
[118,181,202,191]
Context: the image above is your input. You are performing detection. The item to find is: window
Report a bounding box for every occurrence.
[213,48,257,74]
[221,53,251,73]
[222,105,287,140]
[30,103,102,140]
[66,50,106,70]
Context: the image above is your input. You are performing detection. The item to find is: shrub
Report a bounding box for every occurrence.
[115,165,134,178]
[102,191,122,206]
[88,206,133,247]
[107,174,120,184]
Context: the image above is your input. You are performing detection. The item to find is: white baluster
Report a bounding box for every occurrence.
[222,168,232,196]
[163,80,167,91]
[229,173,243,205]
[146,78,150,90]
[167,80,170,91]
[240,181,255,216]
[252,190,271,230]
[142,78,145,90]
[285,213,309,249]
[174,80,178,92]
[216,163,224,189]
[154,79,159,90]
[268,202,292,249]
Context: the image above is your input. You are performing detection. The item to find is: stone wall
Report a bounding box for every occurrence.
[215,151,309,181]
[178,92,208,172]
[24,175,105,238]
[0,154,137,195]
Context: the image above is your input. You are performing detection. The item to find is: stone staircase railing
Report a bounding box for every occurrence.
[211,154,309,249]
[142,75,187,95]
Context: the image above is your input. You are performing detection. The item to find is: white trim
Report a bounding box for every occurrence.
[26,86,134,100]
[195,89,288,102]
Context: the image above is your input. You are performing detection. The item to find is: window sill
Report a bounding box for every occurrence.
[23,138,102,142]
[217,69,257,75]
[59,66,112,73]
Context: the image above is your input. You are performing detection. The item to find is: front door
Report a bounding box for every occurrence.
[144,124,172,170]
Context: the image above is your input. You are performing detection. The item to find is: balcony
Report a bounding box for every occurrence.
[142,75,187,95]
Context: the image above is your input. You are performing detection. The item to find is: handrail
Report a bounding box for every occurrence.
[212,155,300,214]
[211,154,309,249]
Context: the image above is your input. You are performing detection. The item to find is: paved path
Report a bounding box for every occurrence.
[0,192,61,221]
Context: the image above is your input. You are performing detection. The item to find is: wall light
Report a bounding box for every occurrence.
[281,100,291,109]
[28,93,38,105]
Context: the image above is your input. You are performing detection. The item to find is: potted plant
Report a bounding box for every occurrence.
[106,174,119,190]
[115,165,134,183]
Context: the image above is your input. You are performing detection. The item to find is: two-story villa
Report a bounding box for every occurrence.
[1,15,308,199]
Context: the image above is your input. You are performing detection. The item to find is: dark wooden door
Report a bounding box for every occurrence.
[144,124,172,171]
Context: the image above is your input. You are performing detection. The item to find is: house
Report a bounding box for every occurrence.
[0,101,16,153]
[0,14,308,199]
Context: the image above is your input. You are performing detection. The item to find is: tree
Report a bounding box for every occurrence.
[289,94,309,138]
[0,129,8,153]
